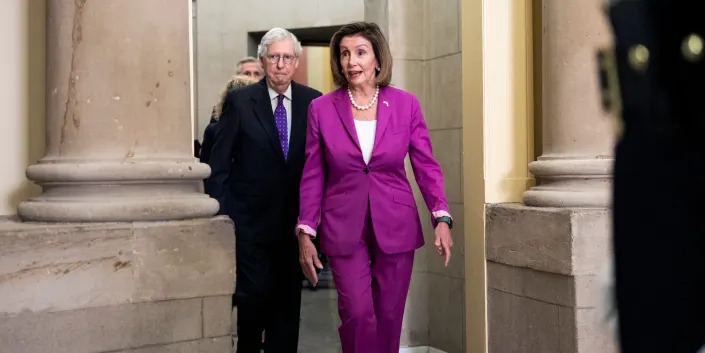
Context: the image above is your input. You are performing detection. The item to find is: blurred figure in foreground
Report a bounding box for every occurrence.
[603,1,705,352]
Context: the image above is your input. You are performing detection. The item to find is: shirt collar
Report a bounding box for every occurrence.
[268,83,292,102]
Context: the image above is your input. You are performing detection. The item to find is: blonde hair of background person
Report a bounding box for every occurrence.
[213,74,259,119]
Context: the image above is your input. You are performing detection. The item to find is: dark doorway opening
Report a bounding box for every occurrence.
[247,25,342,55]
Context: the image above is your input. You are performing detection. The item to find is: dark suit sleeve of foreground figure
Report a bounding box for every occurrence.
[606,1,705,352]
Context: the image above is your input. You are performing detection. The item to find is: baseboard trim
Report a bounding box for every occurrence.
[399,346,448,353]
[399,347,428,353]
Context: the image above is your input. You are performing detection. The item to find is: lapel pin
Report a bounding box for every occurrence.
[383,100,389,107]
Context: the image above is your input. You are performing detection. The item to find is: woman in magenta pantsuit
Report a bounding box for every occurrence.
[296,22,454,353]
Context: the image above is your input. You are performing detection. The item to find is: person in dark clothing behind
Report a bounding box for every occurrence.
[199,74,258,168]
[205,27,322,353]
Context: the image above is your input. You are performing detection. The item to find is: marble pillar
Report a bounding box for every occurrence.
[523,0,615,208]
[18,0,218,222]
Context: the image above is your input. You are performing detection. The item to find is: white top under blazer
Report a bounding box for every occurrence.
[354,119,377,165]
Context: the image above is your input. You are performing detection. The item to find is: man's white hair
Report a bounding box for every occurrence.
[257,28,303,58]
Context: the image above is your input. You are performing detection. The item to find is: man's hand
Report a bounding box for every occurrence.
[298,231,323,286]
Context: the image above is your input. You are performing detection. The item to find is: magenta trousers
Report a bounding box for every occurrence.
[327,209,415,353]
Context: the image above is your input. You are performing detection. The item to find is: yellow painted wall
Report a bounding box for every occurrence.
[482,0,535,203]
[462,0,534,351]
[0,0,45,215]
[462,0,487,351]
[306,46,336,94]
[532,0,543,159]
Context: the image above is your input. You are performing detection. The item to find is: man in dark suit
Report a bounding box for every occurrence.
[206,27,322,353]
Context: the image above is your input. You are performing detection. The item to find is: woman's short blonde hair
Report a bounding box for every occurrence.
[329,22,392,87]
[213,75,258,119]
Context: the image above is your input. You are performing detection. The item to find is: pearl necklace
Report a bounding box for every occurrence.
[348,86,379,110]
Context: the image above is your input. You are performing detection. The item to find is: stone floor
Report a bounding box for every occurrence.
[298,261,341,352]
[298,287,341,353]
[232,267,343,353]
[231,284,437,353]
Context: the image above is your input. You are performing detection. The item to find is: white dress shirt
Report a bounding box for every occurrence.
[354,119,377,165]
[268,84,292,146]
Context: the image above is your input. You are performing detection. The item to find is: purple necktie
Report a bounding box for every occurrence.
[274,94,288,159]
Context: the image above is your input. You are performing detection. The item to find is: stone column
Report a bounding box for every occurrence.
[523,0,614,208]
[3,3,234,352]
[487,2,618,353]
[18,0,218,222]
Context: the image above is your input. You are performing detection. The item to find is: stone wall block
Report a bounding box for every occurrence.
[132,217,235,302]
[0,299,202,353]
[203,296,232,338]
[486,204,610,276]
[488,289,560,353]
[0,217,235,315]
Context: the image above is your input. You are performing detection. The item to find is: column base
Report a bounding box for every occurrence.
[18,159,219,222]
[486,204,617,353]
[0,216,235,352]
[523,157,613,208]
[523,187,610,208]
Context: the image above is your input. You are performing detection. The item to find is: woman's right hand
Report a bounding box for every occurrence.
[298,231,323,286]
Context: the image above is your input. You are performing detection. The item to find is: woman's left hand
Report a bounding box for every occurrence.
[434,222,453,267]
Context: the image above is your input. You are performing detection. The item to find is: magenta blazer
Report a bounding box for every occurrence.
[297,86,450,256]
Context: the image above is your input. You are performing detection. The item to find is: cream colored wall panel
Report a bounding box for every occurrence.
[427,0,461,58]
[429,129,463,204]
[388,0,427,60]
[427,54,462,130]
[392,59,429,109]
[0,0,44,215]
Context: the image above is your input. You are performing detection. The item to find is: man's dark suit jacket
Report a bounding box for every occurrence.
[206,79,322,243]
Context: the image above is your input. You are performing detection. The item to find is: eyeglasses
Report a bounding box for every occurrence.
[265,54,297,64]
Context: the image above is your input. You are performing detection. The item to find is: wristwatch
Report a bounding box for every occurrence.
[435,216,453,229]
